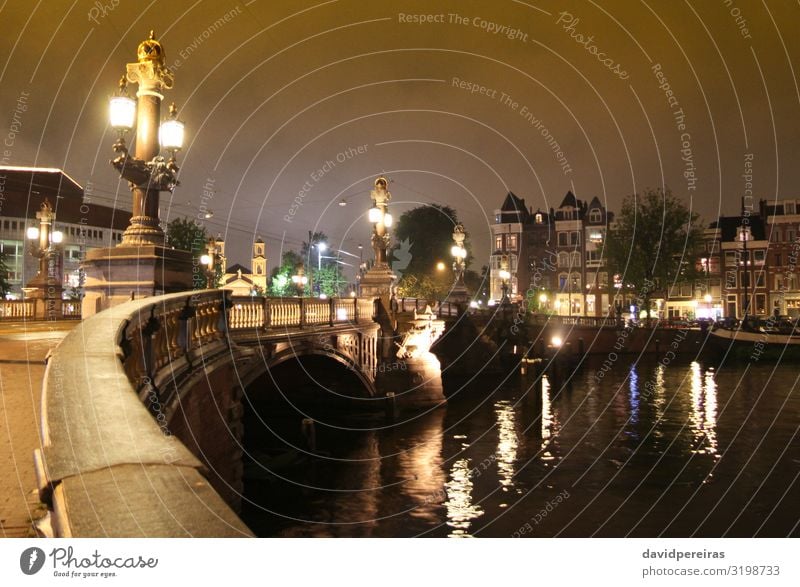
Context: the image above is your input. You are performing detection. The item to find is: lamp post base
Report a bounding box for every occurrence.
[24,276,63,320]
[446,282,470,306]
[121,216,166,246]
[81,244,193,317]
[359,265,395,298]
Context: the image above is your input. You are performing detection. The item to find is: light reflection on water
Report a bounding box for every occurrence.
[689,361,719,456]
[494,400,518,487]
[444,458,483,537]
[243,359,799,537]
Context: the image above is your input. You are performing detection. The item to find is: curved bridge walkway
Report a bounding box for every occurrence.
[35,291,382,537]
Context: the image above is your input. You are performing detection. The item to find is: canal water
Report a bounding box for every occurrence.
[240,357,799,537]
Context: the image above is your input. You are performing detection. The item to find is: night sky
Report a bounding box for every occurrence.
[1,0,798,273]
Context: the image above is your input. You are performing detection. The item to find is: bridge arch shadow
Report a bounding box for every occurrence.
[244,349,378,417]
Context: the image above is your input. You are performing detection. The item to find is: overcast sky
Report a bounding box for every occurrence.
[1,0,798,274]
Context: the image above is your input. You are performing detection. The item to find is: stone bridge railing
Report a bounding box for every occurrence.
[35,290,377,537]
[0,299,82,320]
[394,297,460,317]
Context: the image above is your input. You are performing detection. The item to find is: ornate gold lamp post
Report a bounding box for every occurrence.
[447,222,469,305]
[82,31,193,316]
[25,199,64,319]
[499,255,511,305]
[109,32,183,244]
[359,177,396,298]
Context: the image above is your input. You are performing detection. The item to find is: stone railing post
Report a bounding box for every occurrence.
[217,290,230,337]
[299,297,306,329]
[177,298,195,354]
[263,297,271,330]
[329,297,335,327]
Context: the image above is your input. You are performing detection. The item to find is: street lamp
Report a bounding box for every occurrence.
[292,264,308,296]
[368,177,392,268]
[499,268,511,304]
[109,31,184,245]
[27,199,63,279]
[450,223,467,284]
[316,241,327,271]
[359,177,397,298]
[25,199,64,317]
[199,238,218,289]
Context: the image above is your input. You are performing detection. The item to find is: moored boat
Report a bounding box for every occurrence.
[708,325,800,361]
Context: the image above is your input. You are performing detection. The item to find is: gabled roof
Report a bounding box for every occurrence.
[501,191,527,213]
[587,196,603,210]
[710,215,767,241]
[225,274,253,286]
[559,191,578,208]
[225,263,251,275]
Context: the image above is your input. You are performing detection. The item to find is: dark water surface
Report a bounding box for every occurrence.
[241,358,799,537]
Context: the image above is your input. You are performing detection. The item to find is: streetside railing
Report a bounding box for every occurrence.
[228,295,376,330]
[36,290,379,537]
[393,297,460,317]
[530,314,620,328]
[0,299,82,320]
[529,314,698,329]
[0,299,34,320]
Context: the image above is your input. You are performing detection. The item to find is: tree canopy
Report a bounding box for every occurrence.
[392,204,468,277]
[605,188,703,315]
[166,217,209,290]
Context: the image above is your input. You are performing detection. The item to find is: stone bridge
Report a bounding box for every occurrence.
[35,290,447,537]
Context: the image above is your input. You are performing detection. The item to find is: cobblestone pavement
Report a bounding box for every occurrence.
[0,320,77,538]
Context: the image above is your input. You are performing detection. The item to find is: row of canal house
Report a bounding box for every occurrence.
[490,191,800,320]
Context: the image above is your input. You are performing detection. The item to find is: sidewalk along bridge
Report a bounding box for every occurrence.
[34,290,447,537]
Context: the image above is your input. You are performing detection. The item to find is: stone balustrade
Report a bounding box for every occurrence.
[36,290,379,537]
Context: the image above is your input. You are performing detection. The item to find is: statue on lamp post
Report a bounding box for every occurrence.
[446,222,469,305]
[81,31,193,316]
[359,176,396,298]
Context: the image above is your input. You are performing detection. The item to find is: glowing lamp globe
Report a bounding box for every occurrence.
[109,95,136,130]
[383,213,393,227]
[51,230,63,244]
[368,207,381,223]
[26,226,39,240]
[159,118,185,151]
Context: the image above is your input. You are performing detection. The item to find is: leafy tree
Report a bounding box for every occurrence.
[166,217,209,290]
[0,250,11,298]
[396,269,451,303]
[269,250,304,296]
[605,188,703,319]
[312,265,346,297]
[392,204,469,278]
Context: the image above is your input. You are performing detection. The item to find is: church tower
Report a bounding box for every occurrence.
[251,237,267,292]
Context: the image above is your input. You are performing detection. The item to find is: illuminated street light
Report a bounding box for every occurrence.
[24,199,64,316]
[292,264,308,296]
[108,31,184,245]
